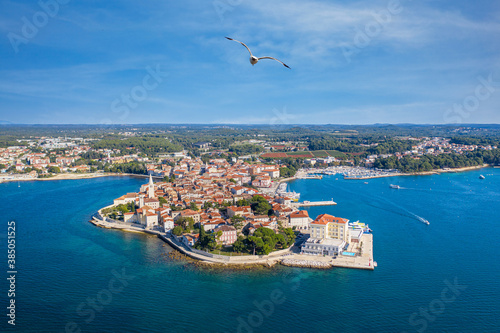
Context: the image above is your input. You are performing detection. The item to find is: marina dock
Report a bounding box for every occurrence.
[296,175,323,179]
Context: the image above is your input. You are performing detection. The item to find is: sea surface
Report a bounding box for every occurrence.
[1,169,499,333]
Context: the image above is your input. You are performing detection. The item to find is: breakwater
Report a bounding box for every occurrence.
[281,259,331,269]
[293,200,337,207]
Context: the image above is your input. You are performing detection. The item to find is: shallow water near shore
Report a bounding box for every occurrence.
[1,170,499,332]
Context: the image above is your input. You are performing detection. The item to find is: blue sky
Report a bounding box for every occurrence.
[0,0,499,125]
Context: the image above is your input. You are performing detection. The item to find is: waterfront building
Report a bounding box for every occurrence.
[113,193,138,205]
[181,233,199,247]
[135,205,159,229]
[213,225,237,245]
[301,238,346,256]
[124,212,136,223]
[163,217,174,232]
[310,214,350,242]
[301,214,350,256]
[288,210,311,230]
[145,212,158,228]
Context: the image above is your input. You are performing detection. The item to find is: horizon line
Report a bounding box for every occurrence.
[1,123,500,127]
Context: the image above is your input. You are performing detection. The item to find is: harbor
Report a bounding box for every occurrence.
[275,181,301,201]
[302,166,402,179]
[296,175,323,179]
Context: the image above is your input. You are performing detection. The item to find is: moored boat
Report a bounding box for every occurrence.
[349,221,372,233]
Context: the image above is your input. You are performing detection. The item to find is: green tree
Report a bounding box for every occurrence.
[214,230,223,250]
[251,195,272,216]
[177,217,195,232]
[248,236,264,255]
[279,166,296,178]
[116,204,129,214]
[260,243,272,255]
[233,236,247,253]
[172,226,183,236]
[230,215,246,229]
[48,166,61,173]
[189,202,199,211]
[159,197,168,207]
[275,233,286,248]
[282,228,296,247]
[127,201,135,212]
[236,199,250,207]
[195,226,208,250]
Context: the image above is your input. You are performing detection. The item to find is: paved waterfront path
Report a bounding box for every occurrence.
[90,216,375,270]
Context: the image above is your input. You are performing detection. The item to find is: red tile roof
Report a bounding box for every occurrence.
[311,214,348,225]
[290,210,309,218]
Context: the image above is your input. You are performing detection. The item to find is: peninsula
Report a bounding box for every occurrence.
[91,158,375,270]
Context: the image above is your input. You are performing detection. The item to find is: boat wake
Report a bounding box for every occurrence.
[330,183,430,225]
[405,210,430,225]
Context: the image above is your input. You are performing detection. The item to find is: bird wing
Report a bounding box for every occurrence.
[257,56,291,69]
[225,37,253,56]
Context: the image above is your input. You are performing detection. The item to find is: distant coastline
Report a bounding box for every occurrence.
[1,164,490,185]
[281,164,490,183]
[0,172,162,183]
[344,164,489,180]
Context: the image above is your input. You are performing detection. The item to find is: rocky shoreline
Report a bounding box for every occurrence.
[281,259,332,269]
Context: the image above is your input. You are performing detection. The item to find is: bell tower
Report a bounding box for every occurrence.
[148,174,155,198]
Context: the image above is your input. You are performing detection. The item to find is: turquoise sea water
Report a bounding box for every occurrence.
[1,170,500,333]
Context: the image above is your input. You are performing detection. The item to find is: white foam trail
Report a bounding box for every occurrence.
[329,181,429,225]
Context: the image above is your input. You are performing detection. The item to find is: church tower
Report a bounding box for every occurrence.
[148,174,155,198]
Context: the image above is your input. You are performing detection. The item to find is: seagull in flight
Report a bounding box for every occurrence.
[225,37,290,69]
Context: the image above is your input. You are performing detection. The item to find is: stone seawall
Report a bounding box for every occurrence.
[91,209,376,270]
[281,259,332,269]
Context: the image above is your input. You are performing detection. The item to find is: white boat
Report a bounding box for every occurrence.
[415,216,430,225]
[479,175,485,179]
[389,184,400,189]
[349,221,372,233]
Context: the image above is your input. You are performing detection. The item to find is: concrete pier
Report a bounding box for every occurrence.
[293,200,337,207]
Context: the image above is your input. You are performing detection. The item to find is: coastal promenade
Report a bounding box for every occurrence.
[89,215,292,266]
[90,214,375,270]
